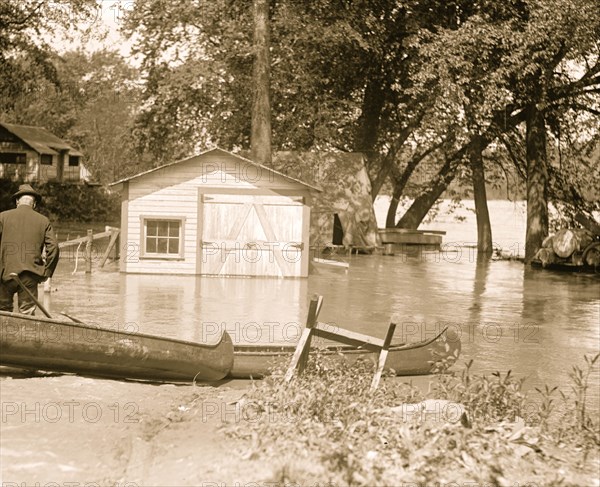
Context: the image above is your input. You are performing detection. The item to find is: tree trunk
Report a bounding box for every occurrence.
[575,212,600,237]
[524,104,549,263]
[470,135,493,255]
[395,156,458,228]
[386,181,404,228]
[385,154,425,227]
[385,139,446,227]
[394,107,526,230]
[355,77,385,155]
[370,112,426,199]
[251,0,272,165]
[354,76,386,198]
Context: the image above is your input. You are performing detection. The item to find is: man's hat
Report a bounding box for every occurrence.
[12,184,42,203]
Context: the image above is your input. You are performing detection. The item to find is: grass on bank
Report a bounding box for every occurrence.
[222,353,600,487]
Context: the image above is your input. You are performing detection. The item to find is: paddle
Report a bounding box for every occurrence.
[8,272,52,319]
[60,312,85,323]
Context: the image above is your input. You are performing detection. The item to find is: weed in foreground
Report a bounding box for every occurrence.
[222,352,600,486]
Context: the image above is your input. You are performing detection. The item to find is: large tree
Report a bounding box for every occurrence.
[499,0,600,260]
[388,0,599,259]
[251,0,272,165]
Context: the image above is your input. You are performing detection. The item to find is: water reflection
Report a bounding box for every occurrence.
[467,254,491,322]
[46,268,309,346]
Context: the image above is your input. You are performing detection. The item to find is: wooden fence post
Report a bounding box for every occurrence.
[85,229,93,273]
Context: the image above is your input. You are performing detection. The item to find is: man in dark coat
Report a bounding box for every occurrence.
[0,184,60,314]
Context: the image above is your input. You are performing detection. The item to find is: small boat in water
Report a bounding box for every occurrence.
[0,311,234,382]
[229,327,460,379]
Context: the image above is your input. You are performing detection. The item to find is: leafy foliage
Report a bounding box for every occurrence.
[0,0,98,115]
[1,0,598,235]
[0,180,119,222]
[4,49,143,184]
[121,0,599,242]
[221,353,600,486]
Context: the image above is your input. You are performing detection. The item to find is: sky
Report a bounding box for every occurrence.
[53,0,135,58]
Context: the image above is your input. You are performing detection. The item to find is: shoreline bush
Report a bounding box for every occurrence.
[223,353,600,486]
[0,180,119,223]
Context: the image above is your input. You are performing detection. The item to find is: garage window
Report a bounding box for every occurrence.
[141,217,185,259]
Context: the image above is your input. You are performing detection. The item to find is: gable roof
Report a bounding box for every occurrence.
[110,147,321,191]
[0,122,83,156]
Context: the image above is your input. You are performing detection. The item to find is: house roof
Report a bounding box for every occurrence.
[110,147,322,191]
[0,122,83,156]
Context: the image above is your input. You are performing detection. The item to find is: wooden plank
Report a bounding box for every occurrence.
[298,295,321,372]
[312,258,349,269]
[379,228,446,235]
[120,182,129,272]
[285,294,321,382]
[196,188,204,275]
[313,322,386,349]
[99,229,120,268]
[370,322,396,391]
[314,295,323,318]
[199,187,311,198]
[301,204,311,277]
[85,229,93,273]
[284,328,314,383]
[379,232,443,245]
[202,193,304,205]
[284,296,397,390]
[199,240,292,249]
[59,231,112,249]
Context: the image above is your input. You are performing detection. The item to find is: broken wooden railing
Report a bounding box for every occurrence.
[284,294,396,391]
[45,227,120,292]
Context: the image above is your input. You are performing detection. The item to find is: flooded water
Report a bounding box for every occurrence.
[44,200,599,408]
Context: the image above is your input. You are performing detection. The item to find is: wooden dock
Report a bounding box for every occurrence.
[378,228,445,254]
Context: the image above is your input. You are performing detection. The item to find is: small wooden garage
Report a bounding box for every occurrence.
[111,148,317,277]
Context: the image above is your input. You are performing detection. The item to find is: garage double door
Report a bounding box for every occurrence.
[198,193,307,277]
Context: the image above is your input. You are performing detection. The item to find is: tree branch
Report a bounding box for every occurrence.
[1,1,45,28]
[567,104,600,117]
[550,71,600,101]
[499,132,527,181]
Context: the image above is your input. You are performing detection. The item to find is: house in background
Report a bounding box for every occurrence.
[0,122,89,183]
[110,148,317,278]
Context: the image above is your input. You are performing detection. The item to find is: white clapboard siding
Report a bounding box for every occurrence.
[124,170,198,274]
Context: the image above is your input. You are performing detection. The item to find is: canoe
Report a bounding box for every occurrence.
[0,311,234,382]
[229,326,460,378]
